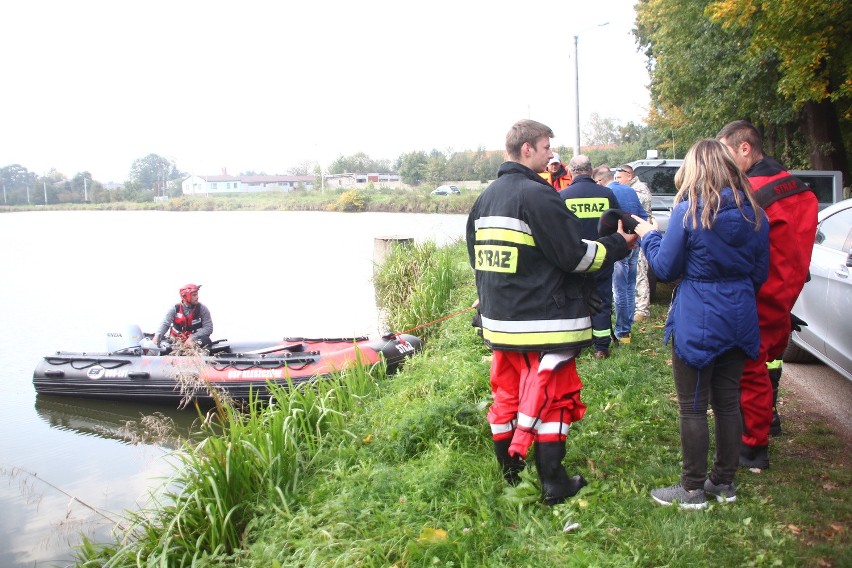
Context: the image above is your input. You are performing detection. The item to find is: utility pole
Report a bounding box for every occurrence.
[2,184,6,204]
[84,177,88,202]
[43,181,47,204]
[573,22,610,158]
[27,185,30,205]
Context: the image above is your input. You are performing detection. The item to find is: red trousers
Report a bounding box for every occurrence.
[488,350,586,458]
[741,191,817,448]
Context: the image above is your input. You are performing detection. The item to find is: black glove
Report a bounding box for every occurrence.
[598,208,640,236]
[790,314,808,332]
[471,310,483,338]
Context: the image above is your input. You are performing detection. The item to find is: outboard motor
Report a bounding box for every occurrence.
[106,324,144,353]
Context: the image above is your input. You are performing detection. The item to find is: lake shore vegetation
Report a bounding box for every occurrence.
[74,241,850,567]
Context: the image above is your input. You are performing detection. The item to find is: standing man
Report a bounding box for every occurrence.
[467,119,635,505]
[540,152,572,190]
[615,164,654,321]
[560,156,620,358]
[718,120,818,469]
[594,166,647,344]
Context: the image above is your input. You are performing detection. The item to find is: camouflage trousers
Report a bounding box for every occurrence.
[635,250,651,317]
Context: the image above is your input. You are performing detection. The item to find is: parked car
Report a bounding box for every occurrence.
[431,185,461,196]
[629,159,845,234]
[629,159,845,301]
[783,198,852,380]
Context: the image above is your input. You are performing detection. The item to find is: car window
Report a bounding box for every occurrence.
[815,208,852,253]
[796,174,836,204]
[634,166,678,196]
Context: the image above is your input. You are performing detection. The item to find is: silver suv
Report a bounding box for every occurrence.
[629,159,844,233]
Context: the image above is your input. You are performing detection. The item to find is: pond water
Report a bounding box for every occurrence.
[0,210,466,567]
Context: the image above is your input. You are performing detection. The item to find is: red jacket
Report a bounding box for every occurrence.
[747,157,818,359]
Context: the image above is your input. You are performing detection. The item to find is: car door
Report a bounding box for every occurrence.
[814,206,852,374]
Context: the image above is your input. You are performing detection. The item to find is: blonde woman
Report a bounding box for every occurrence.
[632,139,769,509]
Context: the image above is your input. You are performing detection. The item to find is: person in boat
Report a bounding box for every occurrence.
[466,119,636,506]
[152,283,214,349]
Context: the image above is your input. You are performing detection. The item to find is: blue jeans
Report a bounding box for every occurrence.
[612,248,638,338]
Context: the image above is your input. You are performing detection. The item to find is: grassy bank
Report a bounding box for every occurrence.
[76,241,850,567]
[0,186,482,215]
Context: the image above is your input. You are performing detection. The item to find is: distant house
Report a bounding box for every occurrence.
[181,173,314,195]
[324,173,401,189]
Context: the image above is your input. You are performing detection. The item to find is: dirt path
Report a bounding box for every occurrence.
[778,362,851,445]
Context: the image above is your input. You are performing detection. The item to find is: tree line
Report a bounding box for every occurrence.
[635,0,850,180]
[4,0,849,205]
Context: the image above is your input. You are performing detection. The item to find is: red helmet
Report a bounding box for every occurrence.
[179,283,201,303]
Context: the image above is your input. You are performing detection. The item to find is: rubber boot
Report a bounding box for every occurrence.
[768,365,782,436]
[493,438,525,485]
[739,444,769,470]
[534,441,587,505]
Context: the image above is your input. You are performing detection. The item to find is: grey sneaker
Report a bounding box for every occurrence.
[651,484,707,510]
[704,478,737,503]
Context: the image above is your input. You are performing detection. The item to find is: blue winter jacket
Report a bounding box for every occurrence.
[640,188,770,369]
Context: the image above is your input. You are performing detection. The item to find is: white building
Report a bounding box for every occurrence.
[182,173,315,195]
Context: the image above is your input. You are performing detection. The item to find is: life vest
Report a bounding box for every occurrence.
[170,303,203,340]
[540,168,572,190]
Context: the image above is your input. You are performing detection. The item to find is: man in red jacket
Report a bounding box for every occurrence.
[718,120,818,469]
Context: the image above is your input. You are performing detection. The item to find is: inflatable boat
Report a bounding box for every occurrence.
[33,325,422,406]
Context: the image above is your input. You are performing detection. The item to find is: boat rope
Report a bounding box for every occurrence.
[394,306,476,336]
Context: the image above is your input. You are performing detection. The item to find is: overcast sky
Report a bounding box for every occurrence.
[1,0,650,182]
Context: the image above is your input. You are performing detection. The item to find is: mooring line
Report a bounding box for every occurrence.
[394,306,476,336]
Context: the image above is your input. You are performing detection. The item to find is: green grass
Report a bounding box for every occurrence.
[74,242,851,567]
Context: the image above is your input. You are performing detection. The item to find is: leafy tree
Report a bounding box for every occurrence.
[635,0,850,176]
[327,152,390,174]
[395,151,429,185]
[0,164,37,204]
[129,154,184,196]
[706,0,851,174]
[422,150,448,187]
[583,113,622,146]
[287,161,314,176]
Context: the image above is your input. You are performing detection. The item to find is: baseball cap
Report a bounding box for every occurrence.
[548,153,561,166]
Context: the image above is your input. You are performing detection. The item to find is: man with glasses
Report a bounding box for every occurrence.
[615,164,653,322]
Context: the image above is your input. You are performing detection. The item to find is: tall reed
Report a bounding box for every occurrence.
[75,354,387,566]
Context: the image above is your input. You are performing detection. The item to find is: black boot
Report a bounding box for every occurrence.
[769,365,782,436]
[739,444,770,469]
[493,439,525,485]
[535,441,587,505]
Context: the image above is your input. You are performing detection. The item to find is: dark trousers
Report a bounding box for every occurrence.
[591,265,614,352]
[671,345,744,490]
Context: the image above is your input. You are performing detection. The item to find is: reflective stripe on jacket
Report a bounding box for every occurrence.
[467,161,629,352]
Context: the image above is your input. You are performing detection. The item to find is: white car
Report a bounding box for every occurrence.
[431,185,461,196]
[783,198,852,380]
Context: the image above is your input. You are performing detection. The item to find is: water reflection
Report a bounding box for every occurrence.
[34,395,204,450]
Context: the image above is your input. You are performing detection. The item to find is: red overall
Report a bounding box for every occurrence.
[488,350,587,458]
[740,167,818,448]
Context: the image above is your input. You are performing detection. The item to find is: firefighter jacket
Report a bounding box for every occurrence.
[466,161,630,352]
[559,175,619,240]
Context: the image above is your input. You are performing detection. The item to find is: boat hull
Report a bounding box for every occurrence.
[33,334,421,405]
